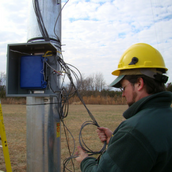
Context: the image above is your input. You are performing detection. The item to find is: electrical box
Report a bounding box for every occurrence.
[20,55,47,89]
[6,42,60,97]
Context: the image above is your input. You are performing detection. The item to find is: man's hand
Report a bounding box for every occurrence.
[75,146,88,163]
[97,127,113,144]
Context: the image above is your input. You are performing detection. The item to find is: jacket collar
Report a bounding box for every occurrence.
[123,91,172,119]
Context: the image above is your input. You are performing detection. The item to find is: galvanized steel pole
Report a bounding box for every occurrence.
[26,0,61,171]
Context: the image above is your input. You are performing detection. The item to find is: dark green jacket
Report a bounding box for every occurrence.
[81,91,172,172]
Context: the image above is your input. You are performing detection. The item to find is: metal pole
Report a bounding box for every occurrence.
[26,0,61,171]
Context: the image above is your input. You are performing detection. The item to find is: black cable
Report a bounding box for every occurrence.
[58,57,100,126]
[60,87,70,119]
[53,0,70,42]
[61,120,76,172]
[57,57,107,153]
[79,121,106,156]
[32,0,50,41]
[45,54,107,171]
[55,93,76,172]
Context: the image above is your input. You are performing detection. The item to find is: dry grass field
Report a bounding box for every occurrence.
[0,104,128,172]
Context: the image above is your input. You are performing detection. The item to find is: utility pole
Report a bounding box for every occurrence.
[6,0,62,171]
[26,1,61,171]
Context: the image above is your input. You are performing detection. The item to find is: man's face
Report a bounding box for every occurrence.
[120,79,137,106]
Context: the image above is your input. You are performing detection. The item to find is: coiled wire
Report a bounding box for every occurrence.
[44,52,106,171]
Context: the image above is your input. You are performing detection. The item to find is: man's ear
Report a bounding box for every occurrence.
[136,77,144,91]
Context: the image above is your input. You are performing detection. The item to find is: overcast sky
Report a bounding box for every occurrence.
[0,0,172,87]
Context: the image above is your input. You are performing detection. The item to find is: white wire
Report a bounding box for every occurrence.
[44,59,63,75]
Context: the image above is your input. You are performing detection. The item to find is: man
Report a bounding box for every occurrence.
[75,43,172,172]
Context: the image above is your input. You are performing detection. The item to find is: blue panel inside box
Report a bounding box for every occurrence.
[20,55,47,89]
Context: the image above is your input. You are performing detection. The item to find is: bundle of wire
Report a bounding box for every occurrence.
[32,0,50,41]
[56,56,106,171]
[44,53,106,171]
[33,0,69,42]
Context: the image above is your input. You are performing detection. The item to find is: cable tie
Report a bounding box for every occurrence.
[54,70,63,76]
[57,50,62,54]
[43,51,53,57]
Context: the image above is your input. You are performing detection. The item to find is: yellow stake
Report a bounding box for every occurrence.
[0,100,12,172]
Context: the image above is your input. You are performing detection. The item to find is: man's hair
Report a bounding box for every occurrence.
[124,75,166,94]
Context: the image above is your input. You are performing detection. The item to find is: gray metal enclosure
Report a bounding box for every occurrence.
[6,42,59,97]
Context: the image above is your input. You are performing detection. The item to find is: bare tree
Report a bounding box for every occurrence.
[0,72,6,98]
[79,72,106,92]
[94,73,105,91]
[86,74,95,91]
[0,72,6,86]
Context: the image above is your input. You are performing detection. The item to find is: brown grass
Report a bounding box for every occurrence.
[69,95,126,105]
[1,98,26,105]
[1,96,126,105]
[0,104,128,172]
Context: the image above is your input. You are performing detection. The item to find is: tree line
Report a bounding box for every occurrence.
[64,72,122,98]
[76,73,121,97]
[1,72,172,99]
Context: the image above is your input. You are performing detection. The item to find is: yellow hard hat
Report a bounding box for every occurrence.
[110,43,168,87]
[112,43,168,76]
